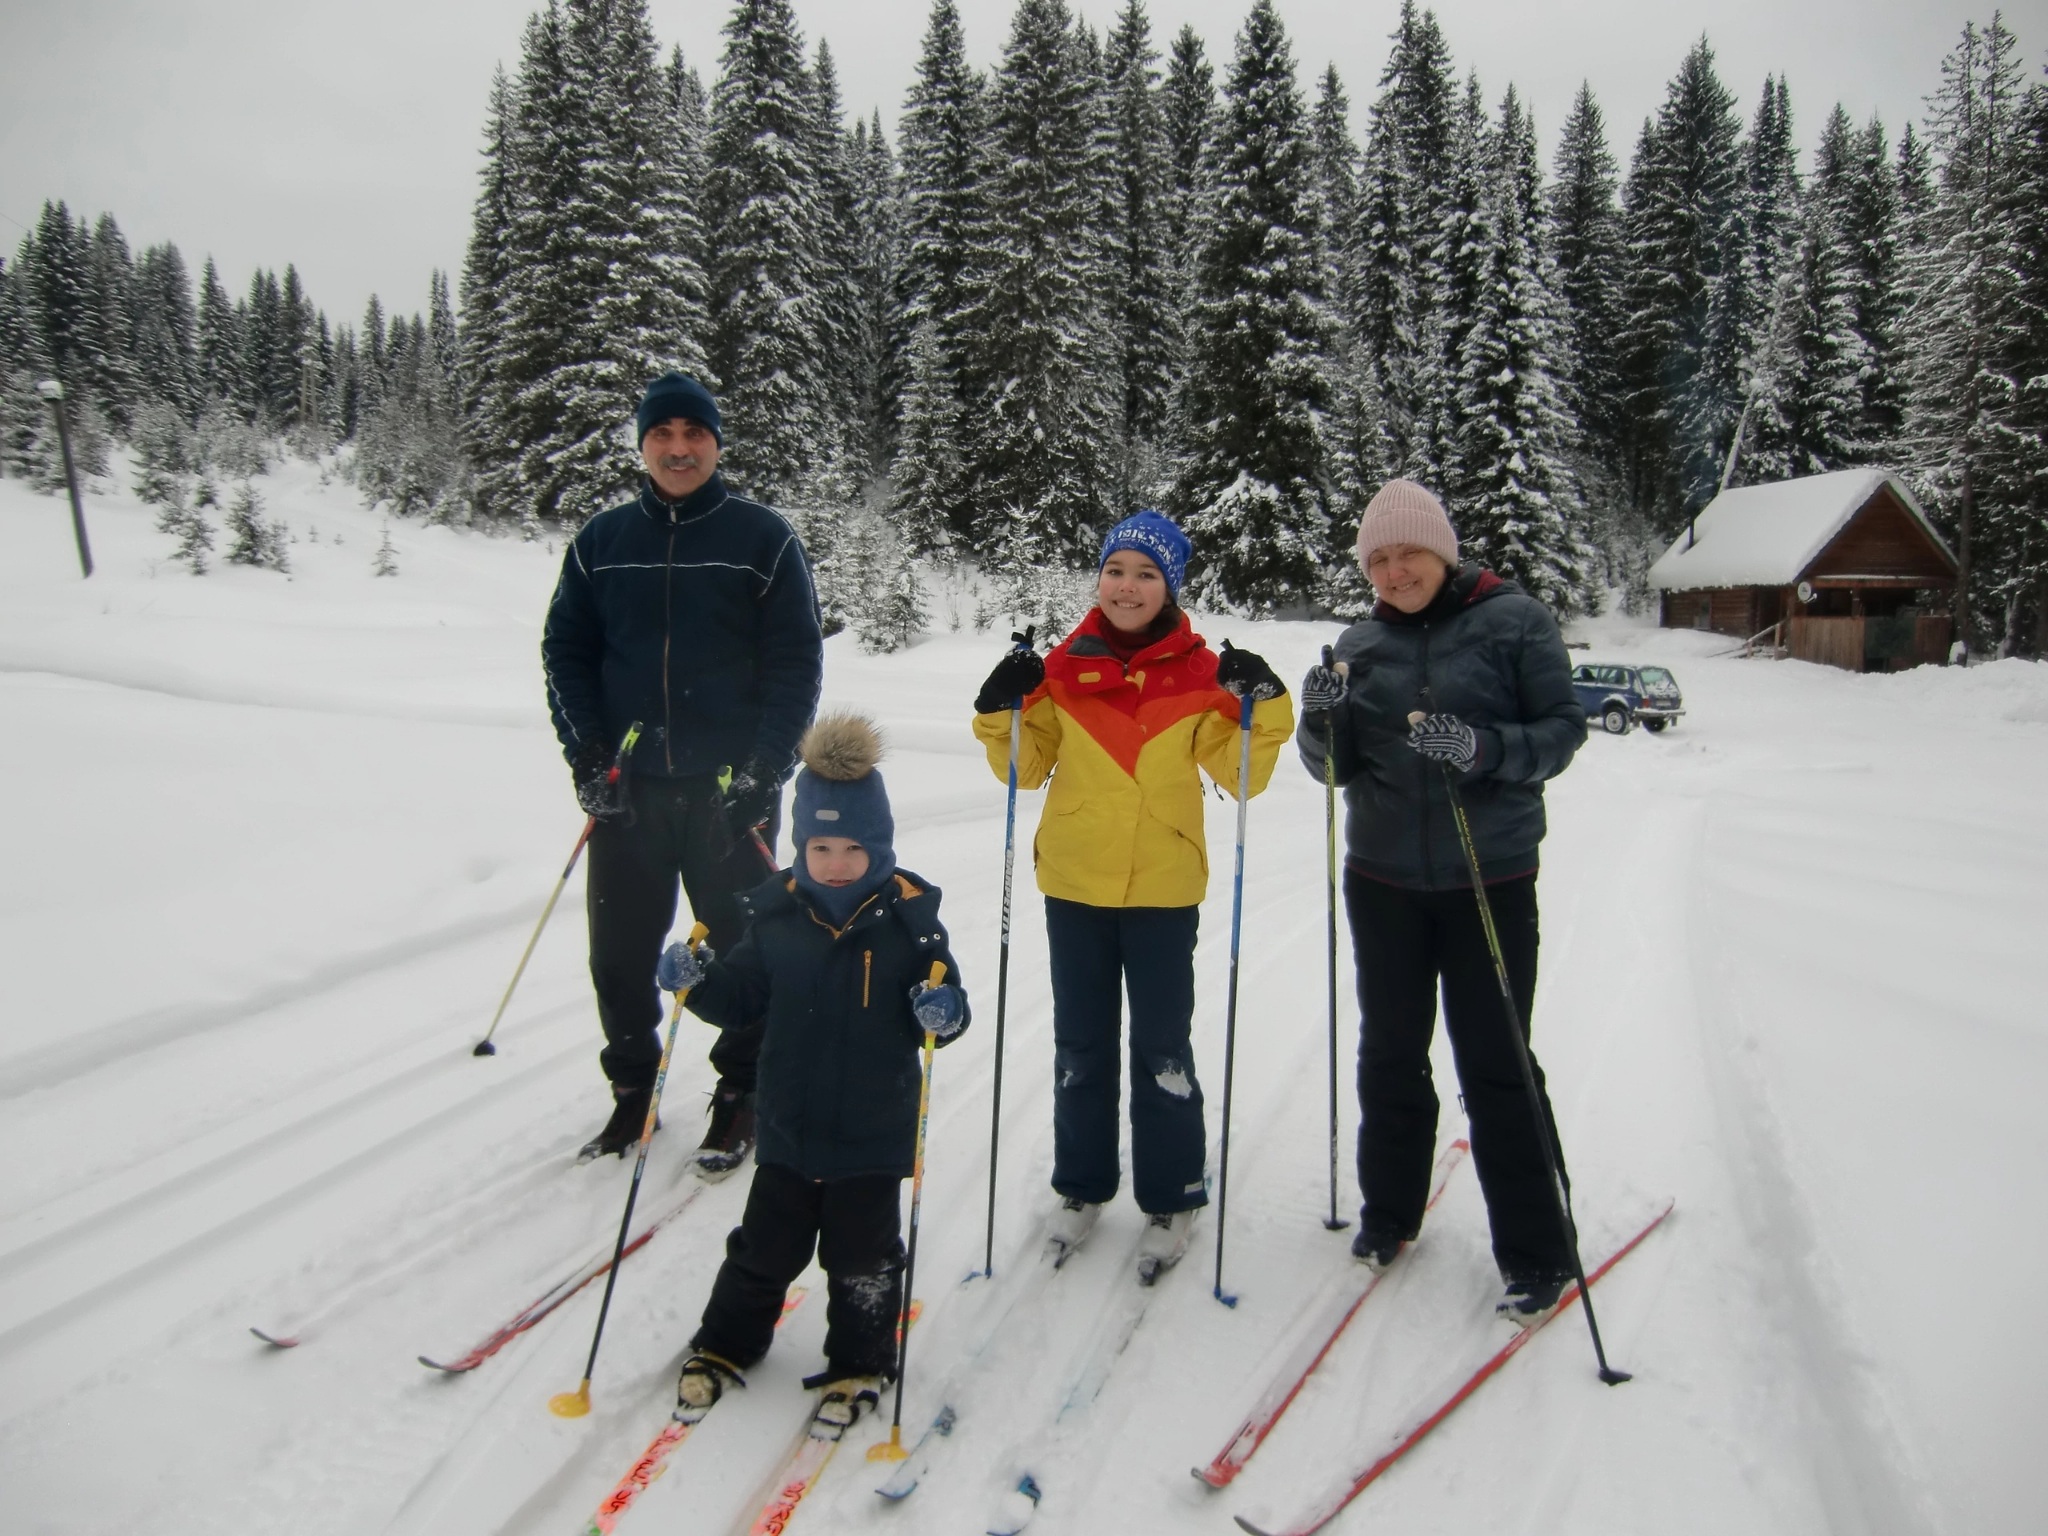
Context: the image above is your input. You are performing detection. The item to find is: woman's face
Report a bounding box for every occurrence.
[1097,551,1168,633]
[1366,543,1450,614]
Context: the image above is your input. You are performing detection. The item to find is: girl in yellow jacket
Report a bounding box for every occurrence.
[971,511,1292,1275]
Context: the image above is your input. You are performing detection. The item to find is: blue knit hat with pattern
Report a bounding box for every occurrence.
[636,372,723,447]
[1098,509,1191,599]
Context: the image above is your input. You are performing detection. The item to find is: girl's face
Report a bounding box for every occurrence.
[1366,543,1451,614]
[1097,550,1168,633]
[804,836,870,887]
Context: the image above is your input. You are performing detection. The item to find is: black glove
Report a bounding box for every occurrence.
[572,739,629,820]
[974,632,1045,714]
[1407,712,1481,773]
[720,756,781,835]
[1216,639,1283,701]
[1300,645,1347,713]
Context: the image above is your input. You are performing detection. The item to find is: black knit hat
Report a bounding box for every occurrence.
[636,372,722,447]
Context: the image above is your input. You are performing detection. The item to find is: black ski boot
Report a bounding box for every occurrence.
[579,1083,656,1162]
[691,1080,755,1181]
[1496,1270,1572,1328]
[1350,1212,1417,1273]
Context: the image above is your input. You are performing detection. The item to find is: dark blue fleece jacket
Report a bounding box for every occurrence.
[541,474,824,780]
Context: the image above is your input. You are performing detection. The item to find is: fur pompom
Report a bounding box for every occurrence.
[799,712,883,782]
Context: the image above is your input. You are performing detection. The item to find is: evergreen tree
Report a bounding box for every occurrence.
[85,214,140,428]
[1617,37,1743,534]
[1172,0,1334,611]
[1993,81,2048,651]
[1419,73,1490,491]
[1104,0,1175,506]
[1450,86,1595,614]
[130,243,201,422]
[1313,63,1383,551]
[224,480,289,570]
[196,257,242,406]
[460,66,519,500]
[956,0,1120,573]
[1900,15,2029,650]
[1160,22,1216,389]
[1548,82,1628,527]
[889,319,962,556]
[1357,1,1455,479]
[849,111,903,484]
[1839,115,1909,453]
[1722,76,1803,483]
[704,0,837,507]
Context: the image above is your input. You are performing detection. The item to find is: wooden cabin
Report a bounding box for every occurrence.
[1647,469,1958,672]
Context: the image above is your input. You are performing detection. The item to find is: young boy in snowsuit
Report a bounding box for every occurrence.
[656,713,968,1430]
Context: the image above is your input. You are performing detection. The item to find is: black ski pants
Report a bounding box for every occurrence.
[692,1161,904,1379]
[1344,869,1573,1280]
[586,773,779,1093]
[1045,897,1208,1215]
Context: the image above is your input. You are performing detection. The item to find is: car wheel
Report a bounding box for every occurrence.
[1602,705,1632,735]
[1644,718,1669,733]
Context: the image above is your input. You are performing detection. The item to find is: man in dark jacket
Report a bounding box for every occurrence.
[1296,479,1587,1327]
[541,373,824,1169]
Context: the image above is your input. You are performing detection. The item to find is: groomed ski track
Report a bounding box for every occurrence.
[2,470,2042,1533]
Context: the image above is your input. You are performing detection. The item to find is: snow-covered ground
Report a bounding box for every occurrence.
[1,461,2042,1535]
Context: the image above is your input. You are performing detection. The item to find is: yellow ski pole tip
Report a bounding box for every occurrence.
[548,1384,592,1418]
[867,1436,910,1462]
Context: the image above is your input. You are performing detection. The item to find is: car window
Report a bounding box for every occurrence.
[1572,666,1593,682]
[1639,667,1675,688]
[1597,666,1625,685]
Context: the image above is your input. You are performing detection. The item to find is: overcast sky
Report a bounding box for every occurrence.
[0,0,2036,328]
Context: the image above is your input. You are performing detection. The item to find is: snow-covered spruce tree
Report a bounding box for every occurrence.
[1160,24,1216,358]
[805,39,870,507]
[1170,0,1335,613]
[704,0,838,509]
[1449,86,1597,617]
[195,257,243,410]
[1104,0,1175,509]
[1616,37,1743,537]
[891,0,988,551]
[1899,15,2029,651]
[955,0,1121,577]
[156,481,212,574]
[1774,106,1874,477]
[459,65,519,511]
[1717,76,1804,485]
[1357,0,1456,483]
[836,493,926,653]
[1313,62,1385,594]
[224,480,289,571]
[355,279,472,520]
[84,214,140,431]
[130,243,201,423]
[373,524,400,576]
[1833,114,1910,454]
[1990,80,2048,652]
[1420,74,1490,498]
[890,320,963,555]
[130,399,195,506]
[849,111,904,486]
[494,0,708,526]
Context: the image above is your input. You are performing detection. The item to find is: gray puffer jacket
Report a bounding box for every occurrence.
[1296,567,1585,889]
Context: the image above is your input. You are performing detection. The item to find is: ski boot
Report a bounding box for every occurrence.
[1496,1270,1571,1328]
[673,1351,744,1423]
[1044,1197,1102,1267]
[1350,1212,1418,1274]
[1136,1209,1195,1284]
[579,1083,657,1162]
[691,1081,756,1181]
[806,1375,881,1440]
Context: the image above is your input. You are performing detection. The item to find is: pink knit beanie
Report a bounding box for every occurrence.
[1354,479,1459,572]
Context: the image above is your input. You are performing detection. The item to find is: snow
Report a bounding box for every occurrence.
[1645,467,1951,591]
[2,461,2044,1535]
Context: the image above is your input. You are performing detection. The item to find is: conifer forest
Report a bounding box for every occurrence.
[5,0,2048,654]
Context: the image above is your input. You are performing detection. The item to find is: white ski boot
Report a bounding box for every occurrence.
[1135,1209,1194,1285]
[1044,1197,1102,1266]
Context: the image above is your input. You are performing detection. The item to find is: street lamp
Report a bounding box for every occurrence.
[35,379,94,578]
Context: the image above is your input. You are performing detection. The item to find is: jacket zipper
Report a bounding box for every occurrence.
[862,950,872,1008]
[662,513,676,773]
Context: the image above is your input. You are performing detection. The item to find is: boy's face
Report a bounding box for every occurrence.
[804,836,870,887]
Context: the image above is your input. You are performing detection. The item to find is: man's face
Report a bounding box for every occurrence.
[641,417,720,499]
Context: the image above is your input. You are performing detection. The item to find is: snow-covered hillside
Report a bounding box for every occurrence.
[1,464,2042,1535]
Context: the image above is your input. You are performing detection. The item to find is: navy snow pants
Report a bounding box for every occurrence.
[1044,897,1207,1215]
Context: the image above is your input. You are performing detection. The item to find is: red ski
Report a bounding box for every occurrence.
[1195,1139,1470,1490]
[1234,1199,1674,1536]
[419,1183,706,1373]
[577,1289,808,1536]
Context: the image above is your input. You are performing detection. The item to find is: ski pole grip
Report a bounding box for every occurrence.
[1407,710,1425,726]
[926,961,946,988]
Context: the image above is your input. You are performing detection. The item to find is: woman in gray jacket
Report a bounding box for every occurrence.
[1296,479,1587,1325]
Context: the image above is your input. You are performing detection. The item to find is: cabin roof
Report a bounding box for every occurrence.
[1647,469,1956,590]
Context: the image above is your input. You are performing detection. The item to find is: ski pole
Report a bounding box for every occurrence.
[549,919,710,1417]
[1321,650,1349,1233]
[476,722,641,1057]
[1407,712,1630,1385]
[871,960,948,1463]
[1211,691,1255,1307]
[979,625,1033,1280]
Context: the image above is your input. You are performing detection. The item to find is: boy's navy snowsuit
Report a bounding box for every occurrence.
[683,868,967,1378]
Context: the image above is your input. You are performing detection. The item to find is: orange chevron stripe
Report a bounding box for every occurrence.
[1054,686,1233,778]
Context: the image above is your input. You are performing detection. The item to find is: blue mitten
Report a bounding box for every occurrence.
[656,940,711,994]
[910,982,968,1042]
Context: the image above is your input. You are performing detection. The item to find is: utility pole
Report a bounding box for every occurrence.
[36,379,94,578]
